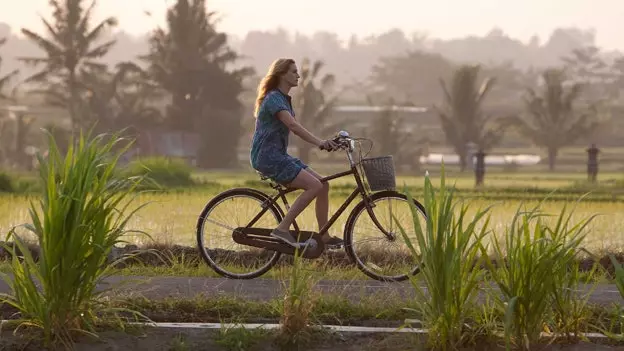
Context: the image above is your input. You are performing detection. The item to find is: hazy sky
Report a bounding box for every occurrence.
[2,0,624,50]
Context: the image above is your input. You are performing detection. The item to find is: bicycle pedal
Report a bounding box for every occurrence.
[232,227,326,259]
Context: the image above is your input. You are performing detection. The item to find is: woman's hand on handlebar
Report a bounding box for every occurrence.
[319,139,340,151]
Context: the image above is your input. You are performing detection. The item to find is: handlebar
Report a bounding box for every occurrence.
[317,130,373,167]
[318,130,355,152]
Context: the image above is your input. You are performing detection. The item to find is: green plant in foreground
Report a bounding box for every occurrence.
[395,166,493,350]
[603,254,624,341]
[483,200,595,350]
[611,254,624,299]
[277,242,320,347]
[0,131,151,349]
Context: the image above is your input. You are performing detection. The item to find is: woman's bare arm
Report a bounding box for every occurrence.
[276,110,323,147]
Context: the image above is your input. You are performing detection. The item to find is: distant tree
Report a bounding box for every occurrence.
[19,0,118,131]
[436,64,507,171]
[143,0,252,168]
[370,51,455,105]
[611,55,624,96]
[561,46,614,101]
[371,101,402,158]
[511,68,606,170]
[0,84,35,169]
[0,37,18,100]
[81,62,164,134]
[292,58,344,164]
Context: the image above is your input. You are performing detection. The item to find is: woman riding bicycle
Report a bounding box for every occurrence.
[250,58,344,248]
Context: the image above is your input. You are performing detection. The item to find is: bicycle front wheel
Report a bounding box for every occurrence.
[196,188,282,279]
[344,190,426,282]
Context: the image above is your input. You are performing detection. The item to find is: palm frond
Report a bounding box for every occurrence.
[20,28,64,57]
[84,39,116,59]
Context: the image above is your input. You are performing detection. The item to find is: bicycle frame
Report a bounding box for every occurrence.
[244,138,395,240]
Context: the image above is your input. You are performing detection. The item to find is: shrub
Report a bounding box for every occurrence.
[0,171,13,192]
[125,156,194,189]
[0,131,151,348]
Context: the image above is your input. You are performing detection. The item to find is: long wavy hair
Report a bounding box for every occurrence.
[254,58,295,117]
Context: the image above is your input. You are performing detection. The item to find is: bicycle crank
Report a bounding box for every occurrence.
[232,227,325,259]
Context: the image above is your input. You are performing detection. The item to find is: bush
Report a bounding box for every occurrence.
[0,171,13,192]
[125,156,195,189]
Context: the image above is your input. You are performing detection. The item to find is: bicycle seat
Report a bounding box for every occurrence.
[256,171,287,190]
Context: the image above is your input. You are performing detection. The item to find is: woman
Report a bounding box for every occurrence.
[250,58,344,248]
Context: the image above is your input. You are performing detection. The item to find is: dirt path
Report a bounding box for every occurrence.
[1,275,616,304]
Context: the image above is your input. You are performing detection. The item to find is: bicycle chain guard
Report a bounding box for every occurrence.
[232,227,325,259]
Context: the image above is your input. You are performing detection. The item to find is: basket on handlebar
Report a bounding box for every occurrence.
[360,155,396,192]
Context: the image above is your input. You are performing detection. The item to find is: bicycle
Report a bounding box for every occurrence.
[196,130,427,282]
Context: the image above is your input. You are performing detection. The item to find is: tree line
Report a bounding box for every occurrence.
[0,0,251,169]
[0,0,622,171]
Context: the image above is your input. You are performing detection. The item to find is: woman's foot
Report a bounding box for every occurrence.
[322,234,344,248]
[270,228,298,247]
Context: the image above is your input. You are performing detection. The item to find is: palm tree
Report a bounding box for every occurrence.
[143,0,252,168]
[81,62,163,133]
[293,58,346,164]
[511,68,605,171]
[19,0,117,131]
[0,37,18,100]
[436,64,506,171]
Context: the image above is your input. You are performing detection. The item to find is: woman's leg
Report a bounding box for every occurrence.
[275,169,323,233]
[299,168,344,246]
[303,168,330,231]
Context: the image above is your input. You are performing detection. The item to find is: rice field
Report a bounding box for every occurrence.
[1,172,623,255]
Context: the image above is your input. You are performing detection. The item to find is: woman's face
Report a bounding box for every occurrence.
[281,63,300,87]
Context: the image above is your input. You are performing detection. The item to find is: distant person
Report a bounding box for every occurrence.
[586,143,600,183]
[249,58,344,248]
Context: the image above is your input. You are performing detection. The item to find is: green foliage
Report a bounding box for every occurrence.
[0,170,13,192]
[277,244,320,347]
[395,165,493,350]
[125,156,195,189]
[216,323,270,351]
[611,254,624,299]
[0,131,150,348]
[482,200,596,350]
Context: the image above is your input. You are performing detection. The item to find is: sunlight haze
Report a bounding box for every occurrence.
[2,0,624,50]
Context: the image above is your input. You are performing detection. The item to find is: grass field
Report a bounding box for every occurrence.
[2,171,623,255]
[1,150,623,349]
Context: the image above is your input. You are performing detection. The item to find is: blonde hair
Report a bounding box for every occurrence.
[254,58,295,117]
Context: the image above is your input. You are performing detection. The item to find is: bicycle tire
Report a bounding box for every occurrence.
[196,187,283,279]
[343,190,427,282]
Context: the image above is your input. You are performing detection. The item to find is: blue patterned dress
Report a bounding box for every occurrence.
[250,89,308,184]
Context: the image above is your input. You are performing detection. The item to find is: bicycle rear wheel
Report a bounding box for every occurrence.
[344,190,426,282]
[196,188,282,279]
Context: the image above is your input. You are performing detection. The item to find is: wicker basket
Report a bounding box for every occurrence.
[361,156,396,191]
